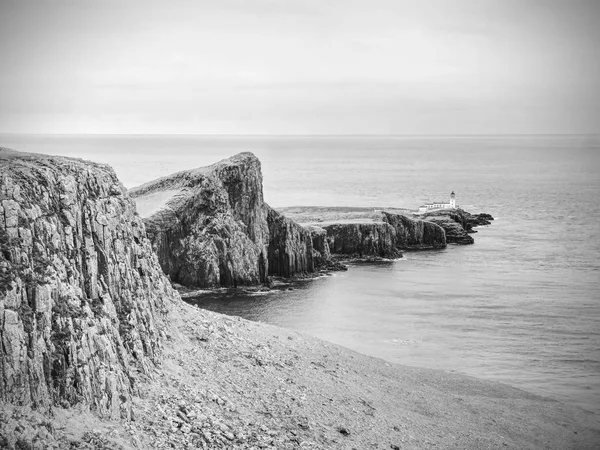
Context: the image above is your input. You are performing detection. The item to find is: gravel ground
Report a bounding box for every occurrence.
[2,300,599,449]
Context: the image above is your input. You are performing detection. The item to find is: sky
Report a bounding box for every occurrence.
[0,0,599,135]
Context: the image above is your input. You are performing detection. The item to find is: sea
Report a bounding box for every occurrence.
[2,133,599,415]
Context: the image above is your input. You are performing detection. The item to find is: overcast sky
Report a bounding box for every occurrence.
[0,0,598,135]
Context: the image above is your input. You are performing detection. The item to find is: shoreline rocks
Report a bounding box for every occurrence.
[419,208,495,245]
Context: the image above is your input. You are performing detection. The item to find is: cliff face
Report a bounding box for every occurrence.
[381,212,447,249]
[301,212,447,261]
[0,149,178,418]
[306,226,330,264]
[130,153,269,288]
[323,222,402,259]
[130,153,314,287]
[266,206,314,277]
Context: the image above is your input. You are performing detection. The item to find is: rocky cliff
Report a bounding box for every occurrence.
[130,153,315,287]
[266,206,314,277]
[322,222,401,259]
[0,148,178,418]
[381,212,447,249]
[311,212,445,261]
[278,208,448,259]
[420,209,494,244]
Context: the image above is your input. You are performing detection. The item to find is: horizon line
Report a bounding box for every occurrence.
[1,132,598,138]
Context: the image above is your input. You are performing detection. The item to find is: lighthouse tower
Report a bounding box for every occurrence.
[450,191,456,208]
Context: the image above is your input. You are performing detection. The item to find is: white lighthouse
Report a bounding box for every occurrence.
[417,191,457,213]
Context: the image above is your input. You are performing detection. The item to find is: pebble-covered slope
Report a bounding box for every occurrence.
[0,148,178,418]
[5,301,598,449]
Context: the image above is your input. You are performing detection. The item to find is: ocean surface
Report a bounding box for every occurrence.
[2,133,599,415]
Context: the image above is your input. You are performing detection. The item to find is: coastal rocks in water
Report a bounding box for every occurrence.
[279,206,493,250]
[381,212,447,249]
[323,222,402,259]
[420,208,494,244]
[0,148,178,418]
[469,212,494,227]
[421,216,474,244]
[130,153,316,288]
[266,206,314,277]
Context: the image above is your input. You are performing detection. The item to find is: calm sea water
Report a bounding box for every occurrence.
[2,134,599,414]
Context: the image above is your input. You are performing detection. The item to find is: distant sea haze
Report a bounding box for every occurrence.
[2,133,599,414]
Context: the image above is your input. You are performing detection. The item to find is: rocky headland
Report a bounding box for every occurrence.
[1,148,598,449]
[279,204,489,261]
[129,153,318,290]
[130,154,493,287]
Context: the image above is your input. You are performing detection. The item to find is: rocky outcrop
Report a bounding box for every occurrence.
[266,206,314,277]
[314,212,446,260]
[130,153,315,287]
[0,148,178,418]
[306,226,330,264]
[322,222,402,259]
[420,209,494,244]
[381,212,447,249]
[305,226,348,271]
[422,216,474,244]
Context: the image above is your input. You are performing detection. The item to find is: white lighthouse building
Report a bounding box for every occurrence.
[418,191,457,213]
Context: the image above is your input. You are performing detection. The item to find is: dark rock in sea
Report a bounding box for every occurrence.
[0,148,178,418]
[421,216,475,244]
[130,153,317,288]
[420,208,493,244]
[381,212,447,249]
[469,212,494,227]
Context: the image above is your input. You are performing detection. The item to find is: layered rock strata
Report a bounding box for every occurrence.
[0,148,178,418]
